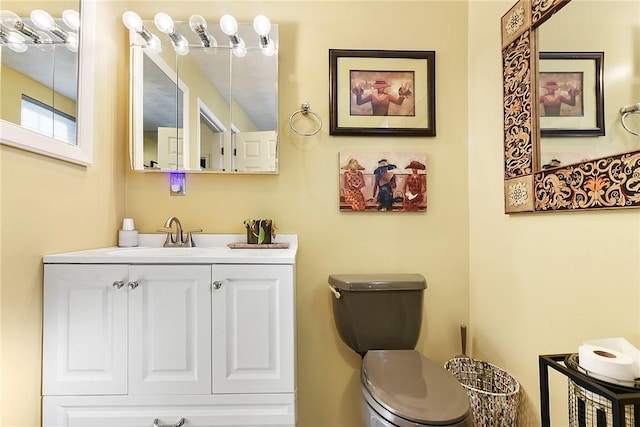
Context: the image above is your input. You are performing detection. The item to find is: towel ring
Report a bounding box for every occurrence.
[289,102,322,136]
[620,105,640,137]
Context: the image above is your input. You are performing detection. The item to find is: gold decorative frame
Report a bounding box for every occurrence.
[501,0,640,213]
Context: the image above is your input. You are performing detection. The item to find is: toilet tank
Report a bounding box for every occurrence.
[329,274,426,356]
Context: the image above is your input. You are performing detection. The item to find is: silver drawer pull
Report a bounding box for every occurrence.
[112,280,125,290]
[212,280,223,290]
[128,281,139,290]
[153,418,185,427]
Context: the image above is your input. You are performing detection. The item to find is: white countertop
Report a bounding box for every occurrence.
[43,234,298,265]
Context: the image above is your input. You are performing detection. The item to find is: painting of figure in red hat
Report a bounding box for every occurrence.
[539,74,583,117]
[339,152,427,212]
[350,71,415,117]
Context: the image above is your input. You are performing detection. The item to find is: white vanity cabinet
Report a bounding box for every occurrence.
[42,239,297,427]
[43,264,211,397]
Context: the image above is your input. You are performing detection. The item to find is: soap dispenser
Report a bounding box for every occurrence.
[118,218,139,247]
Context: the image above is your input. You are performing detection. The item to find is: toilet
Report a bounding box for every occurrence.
[328,274,472,427]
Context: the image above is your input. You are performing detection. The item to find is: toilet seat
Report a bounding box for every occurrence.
[361,350,471,427]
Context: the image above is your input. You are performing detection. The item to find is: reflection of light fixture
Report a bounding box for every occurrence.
[122,11,161,54]
[0,27,28,52]
[62,10,79,31]
[30,9,78,51]
[154,12,188,56]
[189,15,216,48]
[253,15,275,56]
[219,15,246,57]
[0,10,42,43]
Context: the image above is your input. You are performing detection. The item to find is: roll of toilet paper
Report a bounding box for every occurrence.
[579,344,636,381]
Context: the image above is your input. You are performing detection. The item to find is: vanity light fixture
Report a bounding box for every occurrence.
[189,15,216,48]
[253,15,275,56]
[30,9,78,52]
[122,11,162,54]
[219,14,246,57]
[0,27,28,52]
[154,12,189,56]
[0,10,43,43]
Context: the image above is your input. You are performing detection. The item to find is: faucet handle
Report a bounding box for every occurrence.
[183,229,203,247]
[157,228,175,246]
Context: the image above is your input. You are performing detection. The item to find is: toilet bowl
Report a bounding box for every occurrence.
[360,350,471,427]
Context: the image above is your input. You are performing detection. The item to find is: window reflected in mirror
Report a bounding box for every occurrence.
[0,2,79,145]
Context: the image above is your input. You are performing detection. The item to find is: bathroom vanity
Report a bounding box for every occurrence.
[41,234,297,427]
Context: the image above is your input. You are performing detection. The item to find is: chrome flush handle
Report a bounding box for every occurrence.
[329,285,341,299]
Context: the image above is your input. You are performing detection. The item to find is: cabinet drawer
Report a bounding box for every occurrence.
[42,394,296,427]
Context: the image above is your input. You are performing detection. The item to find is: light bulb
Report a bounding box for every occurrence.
[174,34,189,56]
[233,45,247,57]
[30,9,55,31]
[147,34,162,54]
[261,39,276,56]
[65,31,78,52]
[0,10,22,30]
[34,30,53,51]
[2,30,27,52]
[189,14,207,33]
[154,12,174,34]
[219,14,237,36]
[62,9,79,30]
[122,11,143,32]
[253,15,270,36]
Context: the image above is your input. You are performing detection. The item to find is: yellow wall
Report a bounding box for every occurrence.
[469,0,640,425]
[0,1,128,426]
[125,1,470,427]
[1,1,638,426]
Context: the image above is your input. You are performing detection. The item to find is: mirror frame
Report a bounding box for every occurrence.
[501,0,640,213]
[0,0,95,166]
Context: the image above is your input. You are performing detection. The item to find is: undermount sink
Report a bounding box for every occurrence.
[105,247,228,257]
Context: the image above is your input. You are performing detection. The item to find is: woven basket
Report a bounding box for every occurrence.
[445,357,520,426]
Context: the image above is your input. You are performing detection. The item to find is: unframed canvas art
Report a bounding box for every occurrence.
[339,152,427,212]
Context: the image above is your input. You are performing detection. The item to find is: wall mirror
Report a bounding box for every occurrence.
[501,0,640,213]
[127,17,278,173]
[0,0,95,165]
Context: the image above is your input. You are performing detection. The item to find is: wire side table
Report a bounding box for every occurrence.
[539,354,640,427]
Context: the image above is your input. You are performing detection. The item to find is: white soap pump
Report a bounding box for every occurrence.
[118,218,139,247]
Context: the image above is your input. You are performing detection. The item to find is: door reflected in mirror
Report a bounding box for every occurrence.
[127,19,278,174]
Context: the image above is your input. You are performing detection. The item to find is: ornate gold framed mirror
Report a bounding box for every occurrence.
[501,0,640,213]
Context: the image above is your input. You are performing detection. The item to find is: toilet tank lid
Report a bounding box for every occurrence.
[328,274,426,291]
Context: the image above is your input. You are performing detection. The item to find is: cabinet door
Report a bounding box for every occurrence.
[128,265,212,395]
[212,264,295,393]
[43,264,129,395]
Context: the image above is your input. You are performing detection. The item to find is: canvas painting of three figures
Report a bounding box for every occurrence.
[339,152,427,212]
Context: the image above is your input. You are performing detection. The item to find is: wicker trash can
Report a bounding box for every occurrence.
[445,357,521,426]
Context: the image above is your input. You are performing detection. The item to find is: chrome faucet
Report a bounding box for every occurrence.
[159,216,202,247]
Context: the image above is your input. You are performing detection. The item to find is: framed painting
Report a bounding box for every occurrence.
[339,152,427,212]
[538,51,604,137]
[329,49,436,136]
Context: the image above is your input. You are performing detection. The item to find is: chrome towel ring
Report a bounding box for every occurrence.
[620,103,640,137]
[289,102,322,136]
